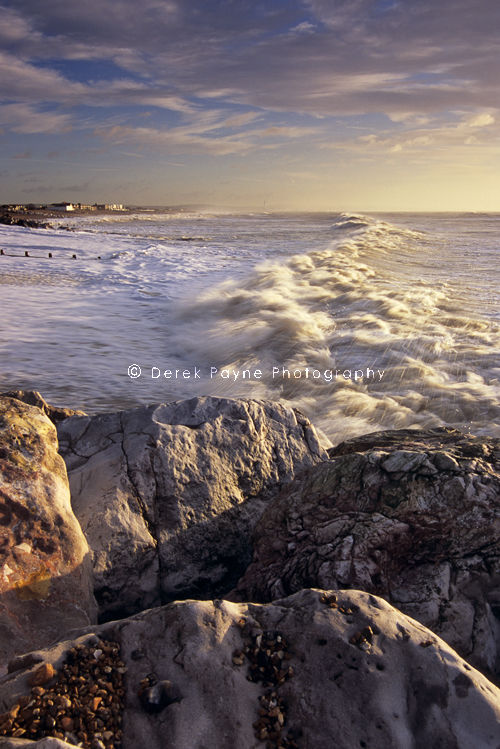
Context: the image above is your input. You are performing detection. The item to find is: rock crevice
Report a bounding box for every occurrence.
[57,397,328,620]
[236,427,500,677]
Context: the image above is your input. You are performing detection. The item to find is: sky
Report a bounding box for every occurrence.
[1,0,499,211]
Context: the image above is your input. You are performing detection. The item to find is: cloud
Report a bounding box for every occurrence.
[133,95,197,114]
[94,124,254,156]
[222,112,262,128]
[289,21,316,34]
[2,0,498,119]
[93,115,318,155]
[254,125,319,139]
[342,110,500,158]
[466,113,495,127]
[1,0,500,161]
[0,51,86,101]
[0,102,72,133]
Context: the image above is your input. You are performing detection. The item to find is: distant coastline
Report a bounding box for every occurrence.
[0,203,129,229]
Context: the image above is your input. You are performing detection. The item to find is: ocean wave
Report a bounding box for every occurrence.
[331,212,371,231]
[167,219,500,442]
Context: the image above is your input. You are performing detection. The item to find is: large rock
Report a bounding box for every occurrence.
[0,397,96,670]
[0,740,73,748]
[1,589,499,749]
[0,391,85,426]
[57,397,327,620]
[235,427,500,677]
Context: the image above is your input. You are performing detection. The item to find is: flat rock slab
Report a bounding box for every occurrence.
[1,589,499,749]
[57,397,327,620]
[236,427,500,677]
[0,396,96,670]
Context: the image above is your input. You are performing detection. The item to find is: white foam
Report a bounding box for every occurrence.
[1,213,498,441]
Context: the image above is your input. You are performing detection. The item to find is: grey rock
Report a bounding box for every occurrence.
[139,680,182,713]
[381,449,429,473]
[236,427,500,677]
[0,396,96,671]
[0,589,499,749]
[57,397,327,619]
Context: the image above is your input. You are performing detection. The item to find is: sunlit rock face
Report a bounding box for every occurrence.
[57,397,328,620]
[0,395,96,669]
[235,427,500,677]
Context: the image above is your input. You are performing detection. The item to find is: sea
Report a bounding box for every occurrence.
[1,210,499,445]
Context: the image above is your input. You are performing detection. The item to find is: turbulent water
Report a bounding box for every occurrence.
[1,210,499,444]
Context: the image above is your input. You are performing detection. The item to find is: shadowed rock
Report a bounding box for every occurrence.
[0,589,499,749]
[57,397,328,620]
[235,427,500,677]
[0,396,97,671]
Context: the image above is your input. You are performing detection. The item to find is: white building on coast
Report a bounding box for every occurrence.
[50,203,75,211]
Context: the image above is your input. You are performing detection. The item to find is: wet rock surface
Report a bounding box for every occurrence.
[0,396,96,669]
[57,397,328,620]
[235,427,500,677]
[0,589,499,749]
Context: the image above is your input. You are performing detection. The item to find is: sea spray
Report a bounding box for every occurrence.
[1,211,499,442]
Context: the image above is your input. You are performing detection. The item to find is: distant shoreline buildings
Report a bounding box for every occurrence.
[1,202,125,212]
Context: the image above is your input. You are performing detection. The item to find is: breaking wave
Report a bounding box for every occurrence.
[168,215,500,443]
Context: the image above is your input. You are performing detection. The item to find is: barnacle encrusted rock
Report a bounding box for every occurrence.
[235,427,500,676]
[57,397,328,619]
[0,396,96,669]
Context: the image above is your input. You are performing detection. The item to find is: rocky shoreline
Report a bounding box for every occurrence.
[0,390,499,748]
[0,211,51,230]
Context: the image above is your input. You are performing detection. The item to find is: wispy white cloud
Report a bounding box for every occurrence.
[337,110,499,157]
[0,102,72,133]
[94,114,319,155]
[0,51,86,101]
[466,113,495,128]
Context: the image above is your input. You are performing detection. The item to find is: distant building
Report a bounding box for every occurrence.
[50,203,75,212]
[95,203,124,211]
[76,203,97,211]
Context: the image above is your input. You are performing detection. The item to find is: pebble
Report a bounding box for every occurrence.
[0,638,125,749]
[28,662,56,687]
[320,592,338,609]
[138,677,183,713]
[233,622,299,748]
[349,626,376,650]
